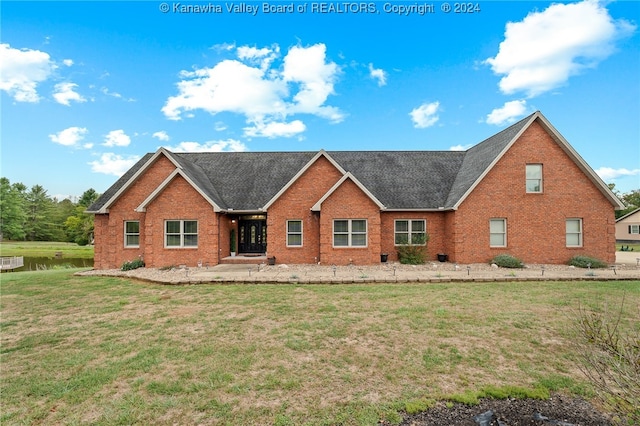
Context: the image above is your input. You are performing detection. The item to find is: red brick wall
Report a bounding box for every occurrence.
[453,120,616,264]
[93,155,221,269]
[267,155,343,264]
[319,179,381,265]
[93,156,175,269]
[143,175,218,268]
[380,212,447,262]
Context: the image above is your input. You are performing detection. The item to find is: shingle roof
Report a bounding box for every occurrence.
[87,111,623,213]
[445,113,532,208]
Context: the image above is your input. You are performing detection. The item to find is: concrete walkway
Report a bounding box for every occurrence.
[80,253,640,284]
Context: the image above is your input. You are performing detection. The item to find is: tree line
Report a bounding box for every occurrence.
[0,177,99,244]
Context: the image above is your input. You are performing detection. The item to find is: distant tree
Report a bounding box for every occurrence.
[78,188,99,208]
[23,185,56,241]
[53,198,78,241]
[617,189,640,219]
[64,188,100,245]
[0,178,27,241]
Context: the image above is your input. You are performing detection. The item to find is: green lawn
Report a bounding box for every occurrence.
[1,270,638,425]
[0,241,94,259]
[616,242,640,252]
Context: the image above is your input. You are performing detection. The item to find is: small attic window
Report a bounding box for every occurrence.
[526,164,542,193]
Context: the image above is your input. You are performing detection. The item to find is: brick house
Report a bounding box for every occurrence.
[87,111,623,269]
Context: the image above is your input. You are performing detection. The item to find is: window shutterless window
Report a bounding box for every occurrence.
[287,220,303,247]
[526,164,542,193]
[333,219,367,247]
[395,220,427,245]
[165,220,198,248]
[566,218,582,247]
[629,225,639,234]
[489,219,506,247]
[124,221,140,247]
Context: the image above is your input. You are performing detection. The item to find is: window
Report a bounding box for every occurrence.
[165,220,198,248]
[287,220,303,247]
[629,225,640,234]
[124,221,140,247]
[526,164,543,193]
[333,219,367,247]
[489,219,506,247]
[395,220,427,245]
[566,219,583,247]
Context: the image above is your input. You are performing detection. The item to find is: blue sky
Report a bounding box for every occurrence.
[1,0,639,200]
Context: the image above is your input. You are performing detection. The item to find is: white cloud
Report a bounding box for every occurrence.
[409,101,440,128]
[486,100,528,125]
[0,43,55,102]
[152,131,170,141]
[244,120,306,138]
[282,44,342,121]
[164,139,248,153]
[89,153,141,176]
[49,126,88,147]
[236,45,279,70]
[162,43,343,138]
[63,59,74,67]
[595,167,640,182]
[53,82,86,106]
[368,63,387,86]
[101,87,135,102]
[449,144,473,151]
[103,130,131,147]
[485,0,635,97]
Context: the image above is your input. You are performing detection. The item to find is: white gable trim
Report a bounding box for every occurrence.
[453,111,625,210]
[135,168,221,212]
[311,172,386,211]
[615,207,640,223]
[90,147,182,214]
[262,150,348,210]
[534,113,625,209]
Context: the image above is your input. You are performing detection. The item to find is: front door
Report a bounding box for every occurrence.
[238,220,266,253]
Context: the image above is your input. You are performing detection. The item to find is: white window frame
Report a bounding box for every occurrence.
[165,220,198,248]
[566,218,583,247]
[124,220,140,248]
[286,220,303,247]
[629,224,640,234]
[526,164,543,193]
[333,219,368,248]
[394,219,427,245]
[489,218,507,247]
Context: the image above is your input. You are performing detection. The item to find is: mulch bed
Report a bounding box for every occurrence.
[396,394,613,425]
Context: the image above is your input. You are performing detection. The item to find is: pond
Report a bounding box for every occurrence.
[9,257,94,272]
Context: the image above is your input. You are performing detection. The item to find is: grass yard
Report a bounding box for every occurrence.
[616,242,640,252]
[1,270,638,425]
[0,241,94,259]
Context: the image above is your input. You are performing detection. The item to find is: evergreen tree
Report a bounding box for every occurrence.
[0,178,27,241]
[23,185,55,241]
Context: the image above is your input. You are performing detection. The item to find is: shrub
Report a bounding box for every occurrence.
[121,258,145,271]
[491,254,524,268]
[567,255,608,268]
[397,234,430,264]
[75,236,89,246]
[571,296,640,424]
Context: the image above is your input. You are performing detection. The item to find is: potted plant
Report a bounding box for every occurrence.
[230,228,236,257]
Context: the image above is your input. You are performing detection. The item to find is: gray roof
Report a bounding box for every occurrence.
[87,111,623,213]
